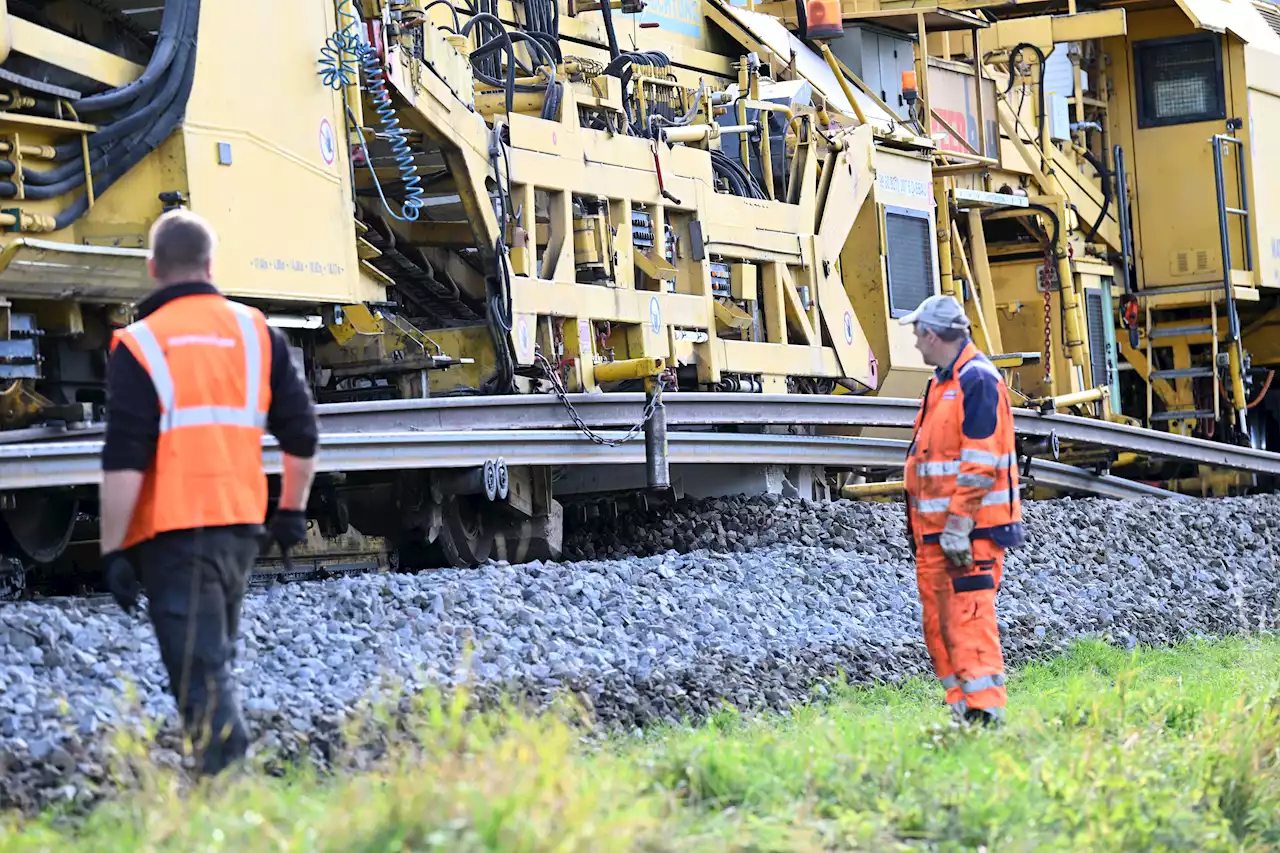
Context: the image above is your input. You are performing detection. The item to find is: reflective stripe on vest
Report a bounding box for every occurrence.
[916,489,1015,515]
[128,301,268,433]
[914,452,1014,481]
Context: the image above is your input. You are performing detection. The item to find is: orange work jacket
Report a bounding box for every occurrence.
[903,340,1025,548]
[109,293,273,549]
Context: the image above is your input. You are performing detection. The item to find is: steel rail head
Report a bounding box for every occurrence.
[18,393,1278,475]
[303,393,1280,476]
[0,427,1181,501]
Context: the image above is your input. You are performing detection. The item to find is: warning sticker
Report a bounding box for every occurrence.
[319,117,336,167]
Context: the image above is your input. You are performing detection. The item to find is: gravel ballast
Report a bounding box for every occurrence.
[1,492,1278,813]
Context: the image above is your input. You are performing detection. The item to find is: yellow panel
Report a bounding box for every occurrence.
[7,16,144,87]
[815,125,877,384]
[1247,87,1280,288]
[1113,10,1251,291]
[511,277,711,328]
[179,0,373,306]
[988,259,1073,400]
[873,149,935,212]
[716,339,841,376]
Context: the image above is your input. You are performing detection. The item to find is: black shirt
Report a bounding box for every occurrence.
[102,281,320,472]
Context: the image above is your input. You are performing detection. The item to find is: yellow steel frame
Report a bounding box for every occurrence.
[383,36,885,393]
[0,14,145,88]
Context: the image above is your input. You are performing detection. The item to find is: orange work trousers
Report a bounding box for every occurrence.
[915,538,1007,716]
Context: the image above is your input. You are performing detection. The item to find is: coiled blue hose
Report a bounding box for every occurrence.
[318,0,424,222]
[358,46,424,221]
[317,0,362,90]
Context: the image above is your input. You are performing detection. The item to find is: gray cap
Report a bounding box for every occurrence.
[898,294,971,332]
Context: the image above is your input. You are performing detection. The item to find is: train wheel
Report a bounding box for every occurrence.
[436,494,492,568]
[2,492,79,565]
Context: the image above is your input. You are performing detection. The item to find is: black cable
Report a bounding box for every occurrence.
[599,0,620,61]
[2,0,199,208]
[22,0,196,176]
[1080,148,1111,243]
[75,0,191,114]
[462,13,519,113]
[1006,43,1047,171]
[20,18,197,190]
[49,20,198,231]
[419,0,461,32]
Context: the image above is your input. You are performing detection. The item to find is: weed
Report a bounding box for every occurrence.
[4,633,1280,851]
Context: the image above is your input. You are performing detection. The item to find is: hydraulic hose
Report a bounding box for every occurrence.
[1080,148,1111,244]
[469,28,557,91]
[461,13,520,112]
[21,22,198,189]
[47,13,199,230]
[19,0,195,172]
[75,0,192,114]
[599,0,620,61]
[1005,42,1046,169]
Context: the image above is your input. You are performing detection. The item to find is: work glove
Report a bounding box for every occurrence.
[939,514,975,568]
[102,551,141,614]
[265,509,308,554]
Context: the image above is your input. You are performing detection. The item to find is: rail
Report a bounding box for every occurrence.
[10,392,1280,476]
[0,428,1183,500]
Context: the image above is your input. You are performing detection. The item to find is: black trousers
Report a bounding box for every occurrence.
[134,525,260,776]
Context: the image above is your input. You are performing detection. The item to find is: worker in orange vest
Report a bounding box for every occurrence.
[900,295,1025,727]
[99,208,320,775]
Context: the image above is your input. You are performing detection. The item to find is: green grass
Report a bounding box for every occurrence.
[7,634,1280,852]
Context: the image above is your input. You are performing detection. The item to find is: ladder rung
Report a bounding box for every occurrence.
[1150,324,1214,339]
[1151,366,1215,380]
[1226,207,1248,216]
[1151,409,1216,421]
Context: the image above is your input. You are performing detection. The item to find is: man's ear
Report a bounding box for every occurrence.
[146,256,157,281]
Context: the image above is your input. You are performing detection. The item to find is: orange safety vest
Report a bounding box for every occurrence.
[109,293,273,550]
[903,341,1023,545]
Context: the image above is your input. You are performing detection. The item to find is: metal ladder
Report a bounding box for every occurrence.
[1211,131,1250,431]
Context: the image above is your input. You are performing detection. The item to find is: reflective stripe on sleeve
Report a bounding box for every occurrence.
[957,472,995,489]
[980,489,1014,507]
[916,460,961,477]
[960,448,999,467]
[916,497,952,513]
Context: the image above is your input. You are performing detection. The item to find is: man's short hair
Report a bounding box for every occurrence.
[149,208,216,281]
[921,323,967,343]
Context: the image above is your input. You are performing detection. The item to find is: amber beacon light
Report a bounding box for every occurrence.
[901,70,918,105]
[804,0,843,39]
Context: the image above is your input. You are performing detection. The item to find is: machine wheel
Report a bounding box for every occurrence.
[1,492,79,565]
[496,458,509,500]
[436,494,492,568]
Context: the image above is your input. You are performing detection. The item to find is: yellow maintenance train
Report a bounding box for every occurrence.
[0,0,1276,585]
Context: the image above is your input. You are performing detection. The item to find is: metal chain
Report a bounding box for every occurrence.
[1042,244,1053,384]
[534,351,661,446]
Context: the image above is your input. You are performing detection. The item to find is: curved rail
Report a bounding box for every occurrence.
[10,392,1275,475]
[0,428,1182,500]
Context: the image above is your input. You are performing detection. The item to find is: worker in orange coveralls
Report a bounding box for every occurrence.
[900,295,1025,727]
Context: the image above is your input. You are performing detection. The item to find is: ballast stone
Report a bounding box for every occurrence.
[0,492,1277,814]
